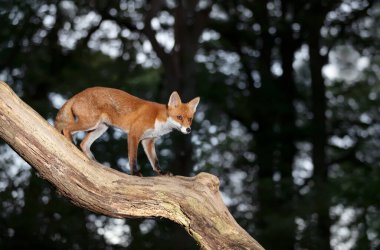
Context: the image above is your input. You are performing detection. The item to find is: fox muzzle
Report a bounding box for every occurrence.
[180,127,191,134]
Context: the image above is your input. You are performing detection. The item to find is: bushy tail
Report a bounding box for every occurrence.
[54,98,75,133]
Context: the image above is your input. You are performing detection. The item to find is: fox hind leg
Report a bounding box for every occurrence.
[80,123,108,160]
[63,128,74,142]
[62,116,100,143]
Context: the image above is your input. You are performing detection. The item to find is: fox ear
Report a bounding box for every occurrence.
[188,97,200,112]
[168,91,182,108]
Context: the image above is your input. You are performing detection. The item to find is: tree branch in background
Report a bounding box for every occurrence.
[142,0,171,63]
[0,81,263,250]
[327,139,362,166]
[75,17,104,51]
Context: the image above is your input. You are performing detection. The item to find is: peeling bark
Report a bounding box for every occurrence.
[0,81,263,250]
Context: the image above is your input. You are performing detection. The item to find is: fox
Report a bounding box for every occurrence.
[54,87,200,176]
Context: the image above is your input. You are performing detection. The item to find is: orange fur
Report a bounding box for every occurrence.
[55,87,200,176]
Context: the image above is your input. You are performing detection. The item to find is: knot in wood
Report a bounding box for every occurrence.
[195,172,220,193]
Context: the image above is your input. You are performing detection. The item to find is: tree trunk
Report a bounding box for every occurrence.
[276,2,299,247]
[307,19,331,250]
[136,0,210,176]
[0,81,263,250]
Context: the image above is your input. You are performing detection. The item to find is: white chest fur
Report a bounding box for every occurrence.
[142,119,176,140]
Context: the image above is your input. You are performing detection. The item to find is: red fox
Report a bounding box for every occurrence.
[54,87,200,176]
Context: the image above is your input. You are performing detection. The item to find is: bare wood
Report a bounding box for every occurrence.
[0,81,264,250]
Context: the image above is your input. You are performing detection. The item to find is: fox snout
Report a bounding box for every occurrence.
[180,127,191,134]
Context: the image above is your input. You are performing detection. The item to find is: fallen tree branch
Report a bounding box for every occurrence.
[0,81,263,250]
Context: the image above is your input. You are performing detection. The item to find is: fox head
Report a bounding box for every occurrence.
[167,91,200,134]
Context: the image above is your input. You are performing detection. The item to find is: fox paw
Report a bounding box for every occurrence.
[157,170,173,176]
[132,171,143,177]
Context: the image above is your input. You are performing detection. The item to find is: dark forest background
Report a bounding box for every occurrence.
[1,0,380,249]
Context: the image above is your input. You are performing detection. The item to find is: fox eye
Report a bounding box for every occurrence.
[188,118,192,122]
[177,115,183,121]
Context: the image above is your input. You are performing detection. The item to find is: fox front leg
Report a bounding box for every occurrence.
[142,139,171,176]
[127,135,142,176]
